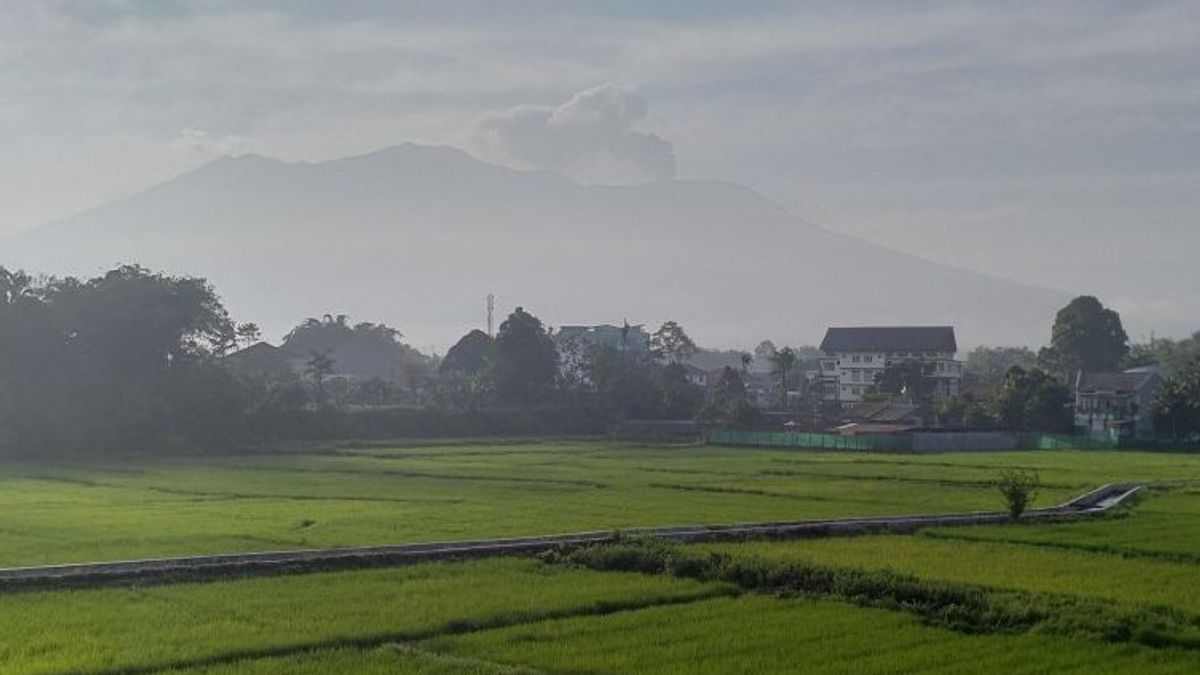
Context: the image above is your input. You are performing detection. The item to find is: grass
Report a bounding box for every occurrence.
[8,441,1200,673]
[0,557,726,674]
[425,595,1200,675]
[3,441,1197,566]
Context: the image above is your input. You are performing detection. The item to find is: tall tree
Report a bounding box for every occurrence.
[698,367,760,426]
[305,350,336,407]
[650,321,697,364]
[1040,296,1129,378]
[489,307,559,403]
[440,329,493,377]
[768,347,797,408]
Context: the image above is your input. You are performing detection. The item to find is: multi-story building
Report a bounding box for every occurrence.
[1074,367,1163,439]
[817,326,962,405]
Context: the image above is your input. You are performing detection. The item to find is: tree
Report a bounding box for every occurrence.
[965,346,1037,390]
[754,340,777,363]
[305,350,336,407]
[768,347,797,409]
[656,363,705,419]
[1156,354,1200,439]
[235,322,262,349]
[997,469,1039,519]
[0,264,238,451]
[650,321,697,364]
[990,366,1073,432]
[489,307,559,403]
[739,352,753,373]
[440,329,493,377]
[1040,296,1129,378]
[871,360,937,404]
[283,314,430,381]
[698,367,760,426]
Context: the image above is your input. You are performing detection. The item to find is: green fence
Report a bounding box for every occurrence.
[706,429,913,451]
[707,429,1121,452]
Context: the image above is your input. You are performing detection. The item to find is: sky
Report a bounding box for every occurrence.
[2,1,1198,340]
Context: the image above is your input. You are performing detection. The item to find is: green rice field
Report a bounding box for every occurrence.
[7,440,1200,673]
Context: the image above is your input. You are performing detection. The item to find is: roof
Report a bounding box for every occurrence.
[820,326,957,354]
[1077,370,1162,395]
[842,401,924,423]
[834,422,920,435]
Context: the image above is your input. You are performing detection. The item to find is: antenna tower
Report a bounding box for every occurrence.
[487,294,495,337]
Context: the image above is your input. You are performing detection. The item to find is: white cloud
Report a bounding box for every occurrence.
[470,84,675,185]
[169,128,260,157]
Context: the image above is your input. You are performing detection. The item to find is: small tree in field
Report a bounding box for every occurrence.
[997,469,1040,519]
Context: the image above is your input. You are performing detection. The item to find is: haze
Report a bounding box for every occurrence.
[2,1,1197,349]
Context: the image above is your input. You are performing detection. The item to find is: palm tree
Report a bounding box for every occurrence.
[769,347,797,409]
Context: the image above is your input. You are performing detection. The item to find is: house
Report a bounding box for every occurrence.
[832,400,927,436]
[817,326,962,406]
[1074,367,1163,439]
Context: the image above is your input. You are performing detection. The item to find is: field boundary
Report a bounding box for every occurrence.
[0,484,1139,592]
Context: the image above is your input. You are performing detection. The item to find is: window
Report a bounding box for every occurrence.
[852,354,861,363]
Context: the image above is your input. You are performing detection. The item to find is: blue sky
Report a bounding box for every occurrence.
[2,1,1197,336]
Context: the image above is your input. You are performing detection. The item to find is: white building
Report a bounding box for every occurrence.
[1074,367,1163,439]
[817,326,963,405]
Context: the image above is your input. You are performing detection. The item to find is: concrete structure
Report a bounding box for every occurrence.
[1074,367,1164,439]
[817,326,962,405]
[555,323,650,352]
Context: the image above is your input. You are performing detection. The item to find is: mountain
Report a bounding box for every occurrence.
[0,143,1067,349]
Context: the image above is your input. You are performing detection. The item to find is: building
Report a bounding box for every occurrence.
[817,326,962,405]
[1074,367,1163,439]
[555,323,650,352]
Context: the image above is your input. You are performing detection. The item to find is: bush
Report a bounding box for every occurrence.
[997,469,1040,519]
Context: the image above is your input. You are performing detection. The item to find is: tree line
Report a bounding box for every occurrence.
[3,263,1200,455]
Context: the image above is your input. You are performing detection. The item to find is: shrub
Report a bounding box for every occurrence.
[997,469,1040,519]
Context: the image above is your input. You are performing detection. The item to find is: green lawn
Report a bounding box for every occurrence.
[3,441,1197,566]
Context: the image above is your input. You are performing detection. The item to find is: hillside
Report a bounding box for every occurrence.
[0,144,1066,348]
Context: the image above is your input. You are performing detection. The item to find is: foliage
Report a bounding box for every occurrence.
[283,314,429,382]
[487,307,559,403]
[0,264,238,452]
[440,329,493,377]
[305,351,336,407]
[996,469,1040,518]
[990,366,1074,432]
[767,347,797,408]
[1156,354,1200,439]
[649,321,697,364]
[1128,332,1200,375]
[966,346,1038,390]
[1039,296,1129,378]
[698,367,760,426]
[871,360,937,403]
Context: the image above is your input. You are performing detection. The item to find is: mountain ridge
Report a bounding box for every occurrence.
[0,143,1068,350]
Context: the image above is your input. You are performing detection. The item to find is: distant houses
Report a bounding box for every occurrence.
[1074,367,1163,439]
[816,326,963,405]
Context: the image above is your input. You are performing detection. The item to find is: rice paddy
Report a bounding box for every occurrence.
[7,440,1200,673]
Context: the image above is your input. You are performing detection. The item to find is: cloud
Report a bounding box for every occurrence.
[471,84,675,185]
[169,128,260,157]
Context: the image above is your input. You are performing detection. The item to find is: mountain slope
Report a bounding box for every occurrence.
[0,144,1066,349]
